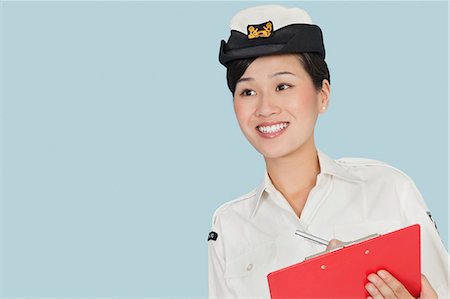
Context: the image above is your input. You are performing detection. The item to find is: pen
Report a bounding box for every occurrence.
[295,230,329,246]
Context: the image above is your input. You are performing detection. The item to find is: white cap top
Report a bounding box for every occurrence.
[230,5,313,34]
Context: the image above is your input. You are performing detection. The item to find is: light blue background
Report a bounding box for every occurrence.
[0,1,448,297]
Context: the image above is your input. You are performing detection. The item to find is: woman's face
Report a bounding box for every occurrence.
[233,54,329,159]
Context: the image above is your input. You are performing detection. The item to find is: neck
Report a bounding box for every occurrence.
[264,139,320,217]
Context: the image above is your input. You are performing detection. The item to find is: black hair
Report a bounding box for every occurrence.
[226,53,330,94]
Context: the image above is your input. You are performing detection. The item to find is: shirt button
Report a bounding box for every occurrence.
[246,264,253,271]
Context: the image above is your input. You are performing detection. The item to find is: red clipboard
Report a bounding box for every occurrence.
[267,224,421,298]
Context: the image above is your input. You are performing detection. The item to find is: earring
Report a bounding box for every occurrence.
[322,106,326,110]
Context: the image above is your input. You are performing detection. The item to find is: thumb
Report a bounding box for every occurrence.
[419,274,437,299]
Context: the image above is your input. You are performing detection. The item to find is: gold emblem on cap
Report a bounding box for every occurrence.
[247,21,273,39]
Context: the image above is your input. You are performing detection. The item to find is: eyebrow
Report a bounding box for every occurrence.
[236,77,254,85]
[270,71,297,78]
[236,71,297,85]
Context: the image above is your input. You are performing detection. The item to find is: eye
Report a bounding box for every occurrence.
[240,89,257,96]
[276,84,291,91]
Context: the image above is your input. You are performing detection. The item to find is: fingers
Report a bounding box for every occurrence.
[420,274,438,299]
[365,270,414,299]
[365,271,438,299]
[366,272,396,299]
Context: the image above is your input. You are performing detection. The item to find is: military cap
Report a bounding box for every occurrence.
[219,5,325,66]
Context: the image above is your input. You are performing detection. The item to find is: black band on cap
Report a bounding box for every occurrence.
[219,24,325,66]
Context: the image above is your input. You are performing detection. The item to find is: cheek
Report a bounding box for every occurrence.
[287,90,319,115]
[233,101,253,127]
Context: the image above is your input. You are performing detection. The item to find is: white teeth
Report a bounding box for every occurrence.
[257,122,288,133]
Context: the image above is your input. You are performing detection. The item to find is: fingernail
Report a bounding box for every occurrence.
[378,270,387,279]
[366,283,374,292]
[367,275,377,283]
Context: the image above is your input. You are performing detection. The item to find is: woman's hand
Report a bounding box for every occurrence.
[325,241,437,298]
[365,270,437,299]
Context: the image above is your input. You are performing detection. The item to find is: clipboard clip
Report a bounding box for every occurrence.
[304,233,380,260]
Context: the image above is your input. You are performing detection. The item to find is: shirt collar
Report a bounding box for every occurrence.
[317,150,363,183]
[250,150,363,218]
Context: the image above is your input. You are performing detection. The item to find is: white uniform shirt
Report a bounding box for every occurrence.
[208,151,449,298]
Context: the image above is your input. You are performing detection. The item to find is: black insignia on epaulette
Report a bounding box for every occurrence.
[208,231,218,241]
[427,211,438,230]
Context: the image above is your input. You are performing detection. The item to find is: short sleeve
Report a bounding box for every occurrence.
[399,177,450,297]
[208,212,234,298]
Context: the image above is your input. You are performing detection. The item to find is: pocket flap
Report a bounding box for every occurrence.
[224,242,276,279]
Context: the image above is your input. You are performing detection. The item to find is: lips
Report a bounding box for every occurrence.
[256,122,289,138]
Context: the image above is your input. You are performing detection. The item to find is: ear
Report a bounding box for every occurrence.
[317,79,330,113]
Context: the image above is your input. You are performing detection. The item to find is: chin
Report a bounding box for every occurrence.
[253,139,311,159]
[256,146,294,159]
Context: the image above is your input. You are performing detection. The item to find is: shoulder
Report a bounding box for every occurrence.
[335,156,428,212]
[336,156,415,185]
[211,188,258,226]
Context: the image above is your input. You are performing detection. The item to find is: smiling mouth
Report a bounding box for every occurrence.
[256,122,289,135]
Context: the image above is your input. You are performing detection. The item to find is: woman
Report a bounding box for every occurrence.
[208,5,449,298]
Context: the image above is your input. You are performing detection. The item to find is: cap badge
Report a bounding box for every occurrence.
[247,21,273,39]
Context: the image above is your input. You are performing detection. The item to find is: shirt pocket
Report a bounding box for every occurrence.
[333,220,403,241]
[224,242,277,298]
[224,241,277,279]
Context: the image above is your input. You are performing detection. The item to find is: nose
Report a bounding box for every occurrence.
[255,92,281,117]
